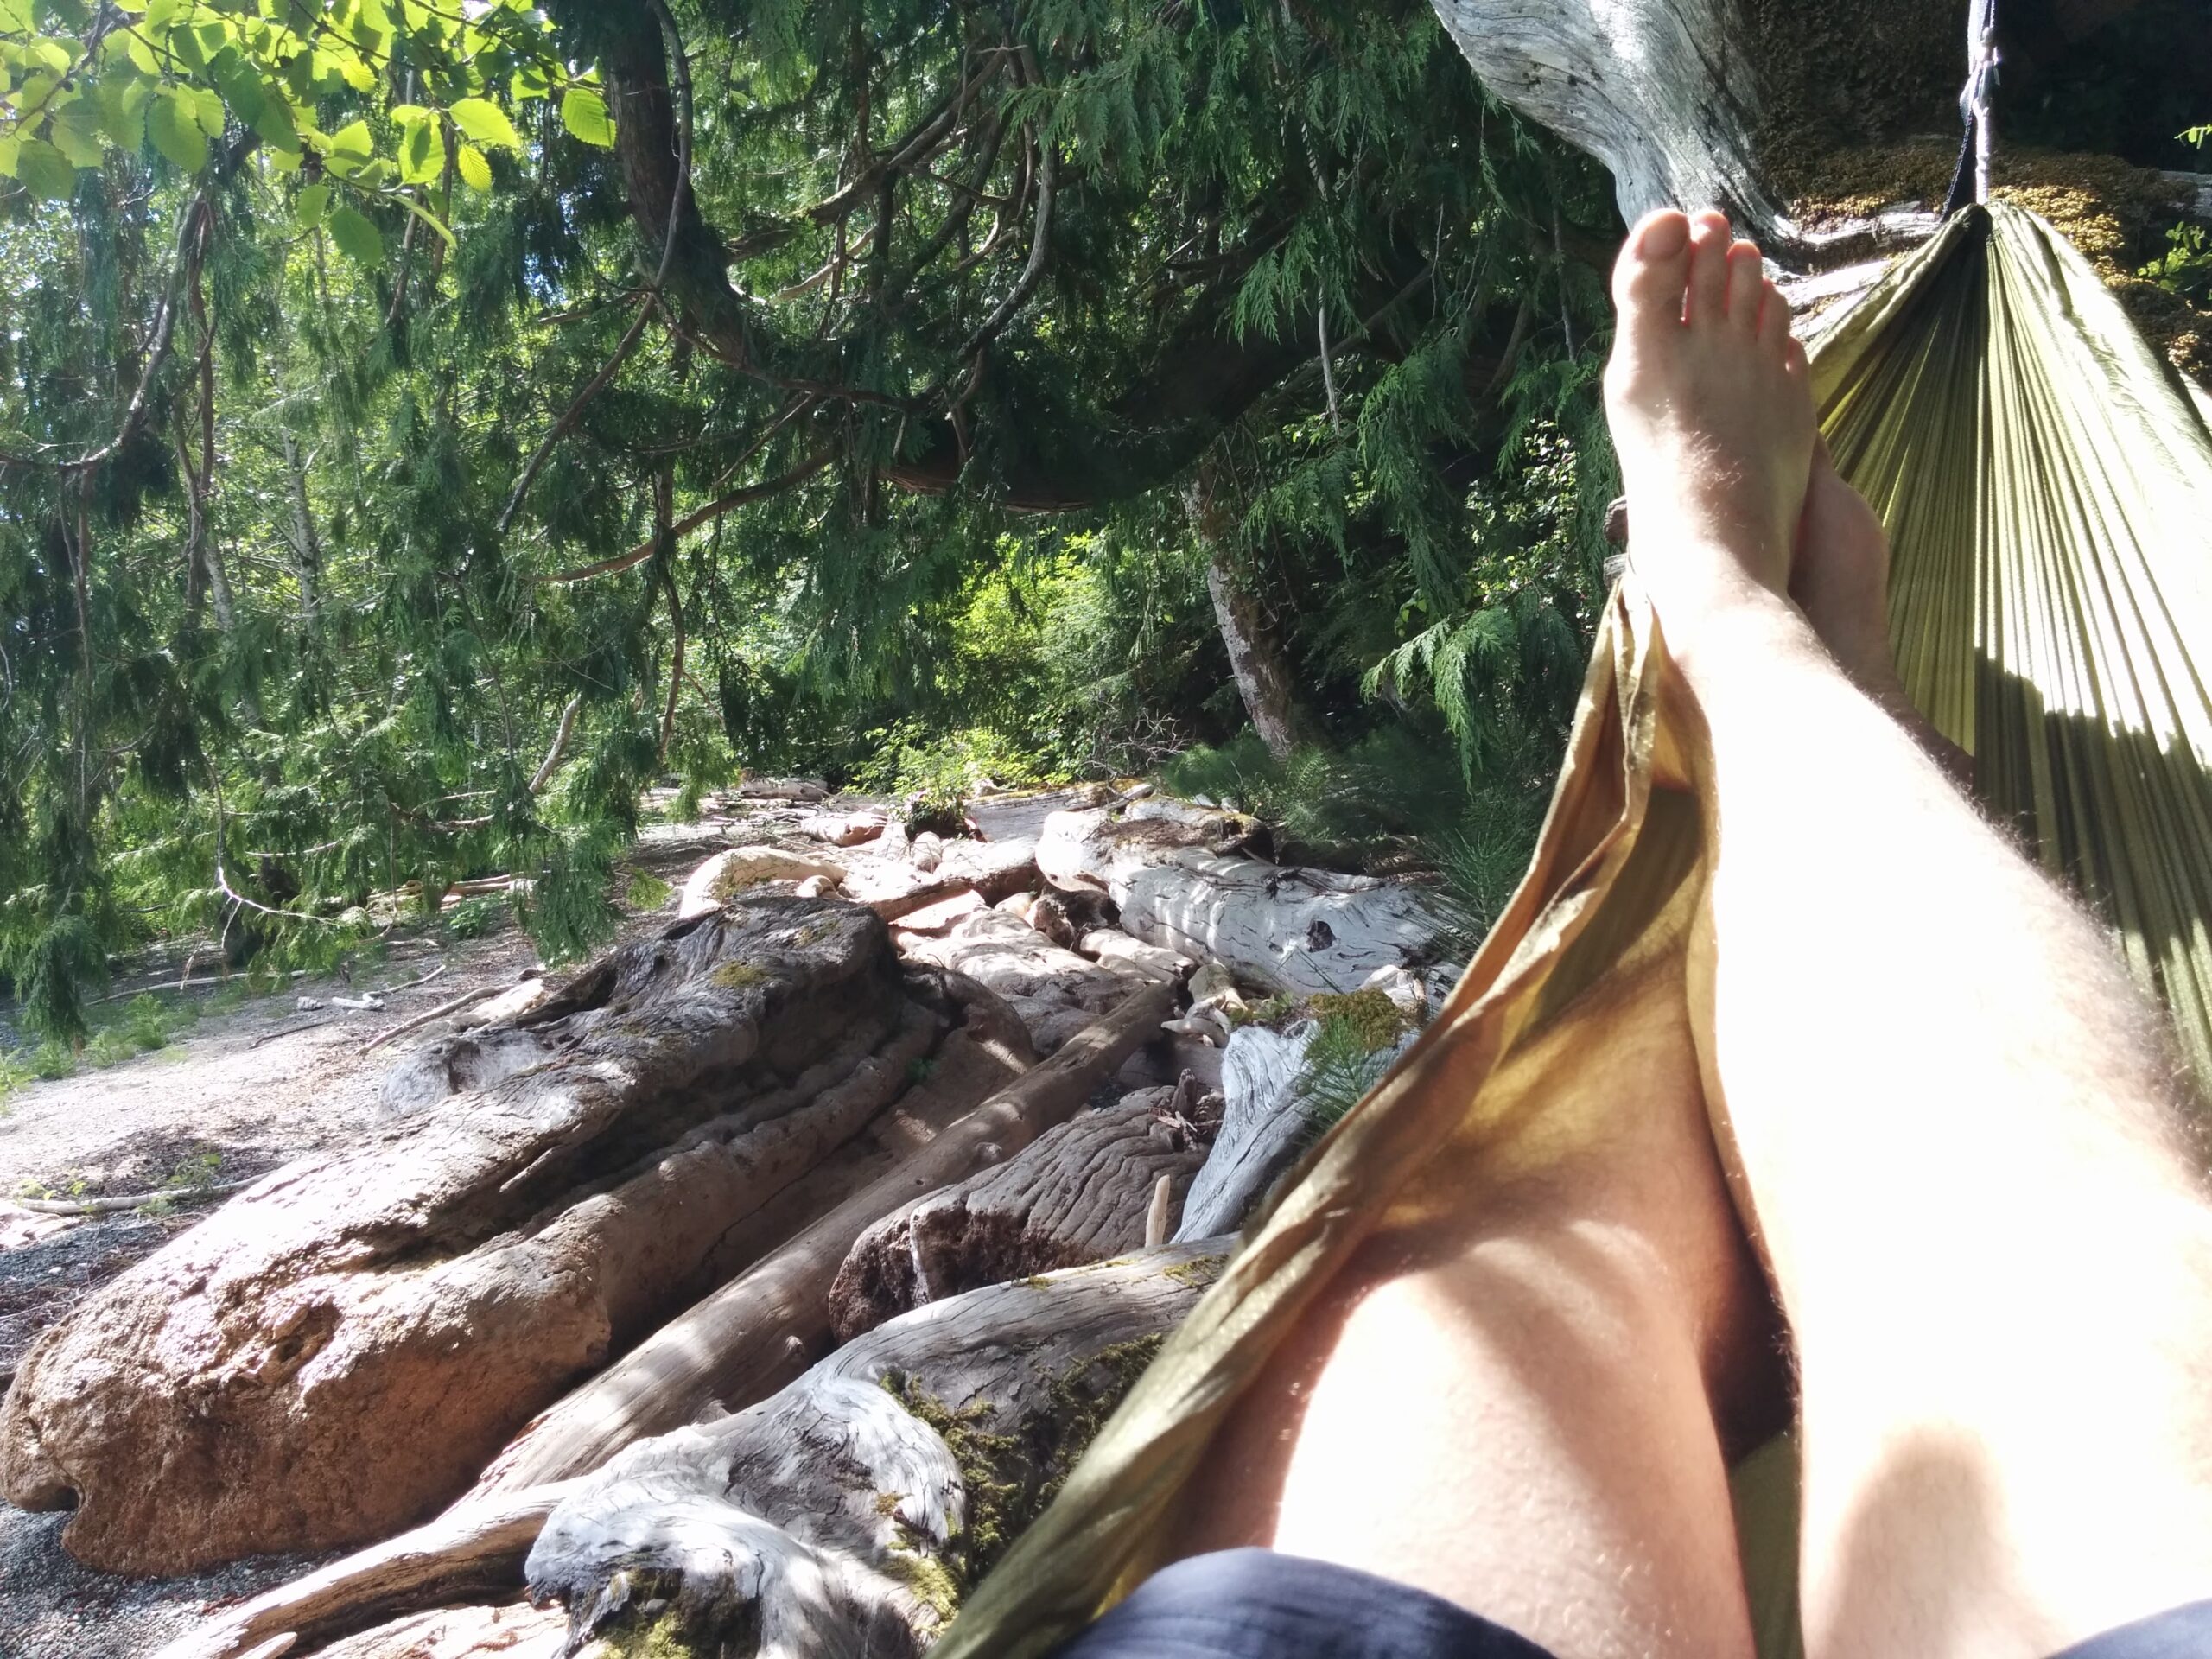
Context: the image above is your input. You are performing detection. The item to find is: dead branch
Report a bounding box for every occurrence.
[354,983,505,1057]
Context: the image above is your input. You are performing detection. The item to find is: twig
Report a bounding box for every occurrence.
[14,1179,254,1217]
[375,963,448,996]
[529,696,582,793]
[533,448,836,583]
[248,1016,332,1048]
[356,984,505,1057]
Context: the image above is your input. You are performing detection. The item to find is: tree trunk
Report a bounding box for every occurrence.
[525,1243,1230,1658]
[830,1081,1211,1339]
[0,897,1007,1573]
[281,428,322,629]
[1186,454,1308,760]
[465,976,1178,1497]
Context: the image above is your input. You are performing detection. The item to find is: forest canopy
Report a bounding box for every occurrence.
[0,0,2201,1043]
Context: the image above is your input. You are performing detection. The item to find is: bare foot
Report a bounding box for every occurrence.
[1602,208,1814,644]
[1790,439,1901,701]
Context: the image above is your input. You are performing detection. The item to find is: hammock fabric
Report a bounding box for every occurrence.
[932,201,2212,1659]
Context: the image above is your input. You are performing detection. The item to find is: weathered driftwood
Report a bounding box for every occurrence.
[469,976,1179,1497]
[798,809,889,847]
[306,1600,567,1659]
[150,1482,586,1659]
[676,845,847,918]
[0,898,988,1573]
[901,906,1135,1054]
[1039,805,1447,998]
[830,1084,1211,1339]
[1172,1023,1318,1243]
[526,1243,1230,1658]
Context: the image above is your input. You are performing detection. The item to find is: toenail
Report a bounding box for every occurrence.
[1637,214,1688,257]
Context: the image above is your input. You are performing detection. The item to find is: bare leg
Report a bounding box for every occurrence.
[1609,206,2212,1658]
[1173,834,1771,1659]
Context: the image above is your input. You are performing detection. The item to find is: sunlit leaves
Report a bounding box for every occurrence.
[456,143,492,190]
[147,83,207,171]
[448,97,522,153]
[560,87,612,148]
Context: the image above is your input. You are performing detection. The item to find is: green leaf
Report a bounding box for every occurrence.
[448,95,522,152]
[16,135,74,198]
[397,114,442,185]
[294,181,330,227]
[96,75,152,150]
[46,95,105,168]
[326,202,384,265]
[187,83,225,138]
[321,116,372,177]
[148,85,208,172]
[455,143,492,191]
[398,193,454,249]
[559,86,613,148]
[0,133,17,177]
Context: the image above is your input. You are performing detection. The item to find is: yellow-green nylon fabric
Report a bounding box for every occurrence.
[931,201,2212,1659]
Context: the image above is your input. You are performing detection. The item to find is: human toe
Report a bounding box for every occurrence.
[1687,211,1732,326]
[1611,209,1693,321]
[1725,241,1765,331]
[1758,278,1793,349]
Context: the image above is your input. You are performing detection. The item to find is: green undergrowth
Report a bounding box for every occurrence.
[0,992,202,1103]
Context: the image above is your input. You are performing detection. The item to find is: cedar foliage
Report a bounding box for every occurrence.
[0,0,1620,1038]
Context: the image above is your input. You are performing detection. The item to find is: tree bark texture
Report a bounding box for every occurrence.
[1185,456,1307,760]
[525,1243,1230,1659]
[0,897,1007,1573]
[465,975,1177,1498]
[830,1084,1212,1340]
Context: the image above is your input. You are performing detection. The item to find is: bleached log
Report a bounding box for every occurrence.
[467,976,1179,1497]
[0,899,985,1573]
[899,906,1134,1054]
[1039,806,1448,997]
[525,1244,1230,1658]
[798,810,888,847]
[1173,1024,1317,1243]
[307,1601,567,1659]
[150,1483,585,1659]
[677,845,847,918]
[829,1086,1210,1338]
[734,777,830,802]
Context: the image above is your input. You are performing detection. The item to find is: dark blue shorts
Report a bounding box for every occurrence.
[1051,1549,2212,1659]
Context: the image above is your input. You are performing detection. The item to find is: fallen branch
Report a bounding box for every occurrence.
[375,963,448,997]
[533,447,836,583]
[15,1179,253,1217]
[146,1483,582,1659]
[354,984,505,1057]
[247,1017,330,1049]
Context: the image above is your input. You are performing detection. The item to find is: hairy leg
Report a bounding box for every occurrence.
[1173,876,1770,1659]
[1608,205,2212,1659]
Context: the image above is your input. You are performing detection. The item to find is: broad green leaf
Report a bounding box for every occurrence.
[321,116,372,176]
[448,95,521,152]
[148,85,208,171]
[455,142,492,191]
[0,0,31,29]
[397,114,442,184]
[294,181,329,227]
[96,75,152,150]
[16,135,73,197]
[559,86,613,148]
[143,0,185,25]
[187,84,225,138]
[27,39,71,76]
[325,202,383,265]
[46,96,104,167]
[0,132,19,177]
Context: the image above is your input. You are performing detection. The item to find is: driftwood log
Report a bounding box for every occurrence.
[900,906,1136,1054]
[831,1083,1211,1340]
[1039,805,1447,997]
[312,1602,568,1659]
[1172,1024,1319,1243]
[526,1243,1230,1659]
[0,897,1015,1573]
[467,975,1178,1497]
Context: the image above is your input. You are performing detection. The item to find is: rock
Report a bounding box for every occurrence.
[937,836,1039,902]
[0,898,966,1573]
[296,996,326,1012]
[908,831,944,872]
[677,847,846,918]
[828,1094,1210,1339]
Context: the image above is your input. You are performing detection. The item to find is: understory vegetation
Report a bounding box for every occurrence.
[0,0,1618,1041]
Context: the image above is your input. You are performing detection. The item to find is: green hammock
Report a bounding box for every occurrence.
[932,200,2212,1659]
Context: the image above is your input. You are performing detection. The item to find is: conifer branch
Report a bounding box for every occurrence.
[534,447,836,583]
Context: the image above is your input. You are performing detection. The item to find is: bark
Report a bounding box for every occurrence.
[281,429,322,628]
[897,906,1135,1055]
[1187,456,1308,760]
[0,897,995,1573]
[312,1604,566,1659]
[830,1084,1211,1340]
[525,1243,1230,1658]
[1039,804,1451,997]
[467,976,1177,1497]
